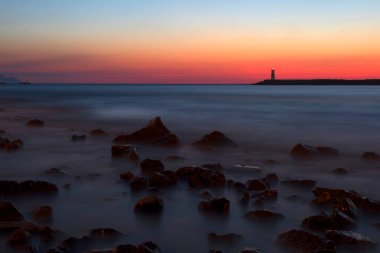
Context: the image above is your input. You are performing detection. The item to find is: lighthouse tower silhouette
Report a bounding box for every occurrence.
[271,67,276,81]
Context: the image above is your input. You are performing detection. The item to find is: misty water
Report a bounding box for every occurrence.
[0,84,380,253]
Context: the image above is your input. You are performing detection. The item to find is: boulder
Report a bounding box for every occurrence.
[255,189,278,201]
[115,244,138,253]
[40,225,55,241]
[330,210,356,229]
[26,119,44,127]
[175,166,195,179]
[0,180,58,195]
[302,215,339,232]
[112,145,139,162]
[282,179,316,188]
[129,177,148,191]
[120,171,135,182]
[207,232,242,244]
[246,179,267,191]
[134,195,164,214]
[61,236,93,251]
[71,134,86,142]
[291,144,339,159]
[362,151,380,161]
[148,172,174,188]
[187,167,226,189]
[0,137,23,151]
[0,201,24,222]
[89,228,123,240]
[138,241,161,253]
[277,229,336,253]
[198,197,230,214]
[140,159,165,175]
[326,230,376,249]
[90,129,108,137]
[244,210,284,223]
[239,192,250,205]
[261,173,279,187]
[6,229,31,247]
[32,205,53,222]
[113,117,180,146]
[193,131,237,149]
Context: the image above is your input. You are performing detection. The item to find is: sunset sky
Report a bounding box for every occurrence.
[1,0,379,84]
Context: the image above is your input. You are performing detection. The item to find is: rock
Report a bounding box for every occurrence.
[207,232,242,244]
[26,119,44,127]
[330,210,356,229]
[332,168,348,175]
[89,228,123,240]
[326,230,376,249]
[71,134,86,142]
[239,192,250,205]
[277,229,336,253]
[198,197,230,214]
[6,229,31,247]
[187,167,226,189]
[134,195,163,214]
[362,151,380,161]
[302,215,339,232]
[261,173,279,187]
[40,225,55,241]
[140,159,165,175]
[46,248,70,253]
[282,179,316,188]
[166,155,186,161]
[90,129,108,137]
[89,250,115,253]
[113,117,180,146]
[246,179,267,191]
[333,198,358,219]
[231,181,248,193]
[202,164,223,171]
[115,244,138,253]
[112,145,139,161]
[61,236,92,251]
[193,131,237,149]
[0,201,24,222]
[120,171,135,182]
[138,241,161,253]
[244,210,284,223]
[129,177,148,191]
[32,205,53,222]
[148,172,174,188]
[162,170,177,184]
[256,189,278,201]
[291,144,339,159]
[264,159,278,165]
[41,168,69,177]
[0,137,23,151]
[209,250,223,253]
[239,248,260,253]
[175,166,195,179]
[0,180,58,195]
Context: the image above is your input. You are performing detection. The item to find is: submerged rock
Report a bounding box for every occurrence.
[198,197,230,214]
[89,228,123,240]
[61,236,93,251]
[148,172,175,188]
[134,195,164,214]
[261,173,279,187]
[0,201,24,222]
[0,137,23,151]
[326,230,376,249]
[112,145,139,161]
[140,159,165,175]
[244,210,284,223]
[277,229,336,253]
[113,117,180,146]
[246,179,267,191]
[90,129,109,137]
[120,171,135,182]
[26,119,44,127]
[41,168,69,177]
[187,167,226,189]
[193,131,237,149]
[138,241,161,253]
[291,144,339,159]
[32,205,53,222]
[302,215,339,232]
[129,177,148,191]
[207,232,242,244]
[0,180,58,195]
[362,151,380,161]
[6,229,31,247]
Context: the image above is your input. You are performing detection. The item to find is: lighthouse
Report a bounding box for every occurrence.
[271,67,276,81]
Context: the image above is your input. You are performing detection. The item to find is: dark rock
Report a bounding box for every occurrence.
[199,190,214,199]
[138,241,161,253]
[362,152,380,161]
[252,198,264,209]
[198,197,230,214]
[326,230,376,249]
[61,236,92,251]
[113,117,180,146]
[202,163,223,171]
[232,181,248,193]
[6,229,31,247]
[261,173,279,187]
[166,155,186,161]
[46,248,70,253]
[162,170,177,184]
[256,189,278,201]
[148,172,174,188]
[187,167,226,189]
[32,205,53,222]
[90,129,108,137]
[0,137,23,151]
[193,131,237,149]
[209,250,223,253]
[140,159,165,175]
[277,229,336,253]
[26,119,44,127]
[239,248,260,253]
[291,144,339,159]
[175,166,195,179]
[112,145,139,161]
[0,180,58,195]
[239,192,250,205]
[129,177,148,191]
[332,168,348,175]
[71,134,86,142]
[244,210,284,223]
[330,210,356,229]
[207,232,242,244]
[282,179,316,188]
[89,228,123,240]
[115,244,138,253]
[40,225,55,241]
[120,171,135,182]
[0,201,24,222]
[246,179,267,191]
[333,198,358,219]
[134,195,163,214]
[264,159,278,165]
[302,215,339,232]
[41,168,69,177]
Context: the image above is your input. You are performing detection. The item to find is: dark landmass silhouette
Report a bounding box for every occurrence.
[253,79,380,85]
[0,74,21,84]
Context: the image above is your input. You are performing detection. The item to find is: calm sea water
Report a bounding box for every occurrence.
[0,84,379,253]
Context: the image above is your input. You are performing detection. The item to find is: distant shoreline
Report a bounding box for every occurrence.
[252,79,380,85]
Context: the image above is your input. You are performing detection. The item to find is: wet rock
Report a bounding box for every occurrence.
[90,129,109,137]
[199,190,214,199]
[112,145,139,161]
[282,179,316,188]
[239,192,250,205]
[166,155,186,161]
[252,198,264,209]
[129,177,148,191]
[26,119,44,127]
[162,170,177,184]
[261,173,279,187]
[277,229,336,253]
[333,198,358,219]
[202,163,223,171]
[113,117,180,146]
[239,248,260,253]
[175,166,195,179]
[148,172,174,188]
[40,225,55,241]
[256,189,278,201]
[302,215,339,232]
[138,241,161,253]
[0,137,23,151]
[193,131,237,149]
[330,210,356,229]
[71,134,86,142]
[89,250,115,253]
[32,205,53,222]
[0,201,24,222]
[46,248,70,253]
[89,228,123,240]
[326,230,376,249]
[134,195,163,214]
[198,197,230,214]
[207,232,242,244]
[6,229,31,247]
[115,244,138,253]
[232,181,248,193]
[120,171,135,182]
[264,159,278,165]
[246,179,267,191]
[291,144,339,159]
[332,168,348,175]
[140,159,165,175]
[41,168,69,177]
[362,151,380,161]
[61,236,93,251]
[0,180,58,195]
[187,167,226,188]
[244,210,284,223]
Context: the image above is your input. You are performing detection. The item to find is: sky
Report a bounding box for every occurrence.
[0,0,379,84]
